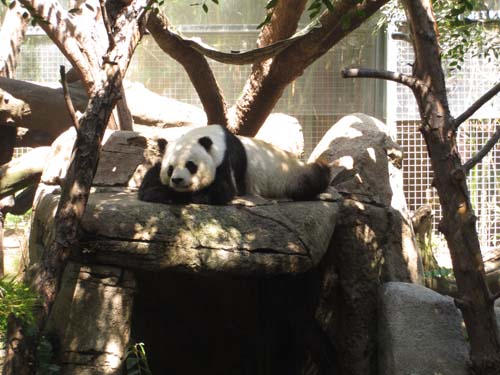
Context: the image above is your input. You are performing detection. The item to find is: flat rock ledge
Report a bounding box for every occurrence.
[31,188,340,277]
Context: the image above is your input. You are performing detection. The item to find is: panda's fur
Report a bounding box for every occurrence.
[138,124,330,205]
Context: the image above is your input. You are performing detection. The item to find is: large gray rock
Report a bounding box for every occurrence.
[31,190,339,276]
[310,113,423,284]
[378,282,469,375]
[29,115,422,375]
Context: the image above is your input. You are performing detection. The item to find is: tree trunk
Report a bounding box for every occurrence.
[0,126,16,279]
[0,77,207,144]
[2,1,150,373]
[402,1,500,372]
[0,0,30,78]
[232,0,389,136]
[147,12,227,126]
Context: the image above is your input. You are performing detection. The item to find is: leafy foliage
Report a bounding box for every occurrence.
[424,266,454,279]
[126,342,152,375]
[0,277,37,336]
[379,0,500,71]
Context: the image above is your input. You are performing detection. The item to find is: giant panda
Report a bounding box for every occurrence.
[138,124,330,205]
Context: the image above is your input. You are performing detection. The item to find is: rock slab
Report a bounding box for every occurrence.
[378,282,469,375]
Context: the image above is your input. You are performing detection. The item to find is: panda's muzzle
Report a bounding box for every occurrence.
[171,177,184,185]
[170,177,192,191]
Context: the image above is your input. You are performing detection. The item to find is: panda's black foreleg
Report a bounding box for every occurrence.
[138,162,192,204]
[188,179,235,205]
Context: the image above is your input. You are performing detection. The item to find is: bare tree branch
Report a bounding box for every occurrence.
[166,22,313,65]
[0,0,30,78]
[391,32,411,43]
[60,65,80,131]
[463,124,500,173]
[18,0,103,92]
[232,0,390,136]
[230,0,307,134]
[454,81,500,128]
[147,11,227,125]
[402,0,500,371]
[99,0,116,51]
[341,68,429,94]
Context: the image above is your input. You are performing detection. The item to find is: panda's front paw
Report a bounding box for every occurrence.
[138,186,173,204]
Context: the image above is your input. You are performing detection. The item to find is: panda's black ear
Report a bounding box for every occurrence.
[157,138,167,155]
[198,136,213,152]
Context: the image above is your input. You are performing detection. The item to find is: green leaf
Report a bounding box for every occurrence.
[321,0,334,12]
[265,0,278,10]
[211,0,219,3]
[307,1,321,11]
[257,13,272,29]
[202,3,208,12]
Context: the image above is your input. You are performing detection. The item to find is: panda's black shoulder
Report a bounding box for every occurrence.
[218,126,247,195]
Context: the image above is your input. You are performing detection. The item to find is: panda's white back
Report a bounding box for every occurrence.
[239,137,307,198]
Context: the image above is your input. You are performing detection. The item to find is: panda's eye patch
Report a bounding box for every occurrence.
[185,161,198,174]
[167,165,174,177]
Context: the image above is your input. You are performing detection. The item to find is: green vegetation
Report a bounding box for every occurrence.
[126,342,152,375]
[379,0,500,71]
[0,277,37,337]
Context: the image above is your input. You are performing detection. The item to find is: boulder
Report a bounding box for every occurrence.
[28,114,422,375]
[378,282,469,375]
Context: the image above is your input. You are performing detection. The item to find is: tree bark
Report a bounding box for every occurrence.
[2,1,150,373]
[147,12,227,126]
[0,77,206,143]
[0,0,30,78]
[402,1,500,373]
[232,0,389,136]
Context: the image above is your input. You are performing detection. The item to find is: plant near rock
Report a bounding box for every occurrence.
[0,277,37,336]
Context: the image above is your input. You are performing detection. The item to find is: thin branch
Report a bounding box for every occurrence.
[463,124,500,173]
[59,65,80,131]
[391,32,411,43]
[341,68,429,95]
[164,13,314,65]
[454,81,500,129]
[99,0,116,52]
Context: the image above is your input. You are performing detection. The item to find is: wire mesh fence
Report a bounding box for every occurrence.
[393,37,500,251]
[8,9,500,250]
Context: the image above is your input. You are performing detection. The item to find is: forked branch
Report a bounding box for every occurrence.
[463,123,500,173]
[454,81,500,129]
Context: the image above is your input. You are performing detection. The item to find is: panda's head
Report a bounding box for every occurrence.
[159,126,226,193]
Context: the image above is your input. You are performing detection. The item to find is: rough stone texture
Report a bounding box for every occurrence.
[309,113,402,207]
[378,282,469,375]
[31,190,339,276]
[29,115,423,375]
[45,263,135,375]
[310,113,423,284]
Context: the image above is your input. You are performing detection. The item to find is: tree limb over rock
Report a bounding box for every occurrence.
[0,77,207,144]
[0,146,51,199]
